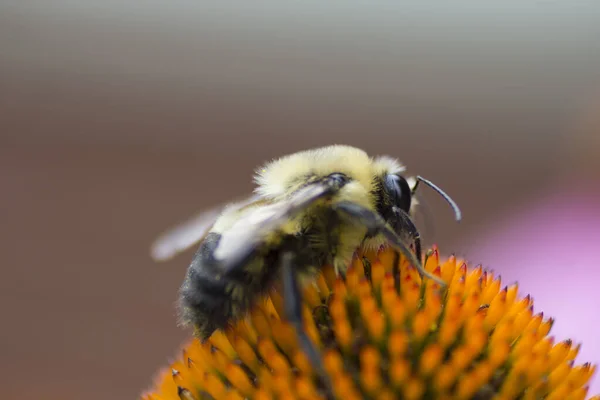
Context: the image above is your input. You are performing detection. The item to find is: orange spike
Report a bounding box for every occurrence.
[455,262,467,282]
[525,312,544,334]
[512,307,534,340]
[438,315,460,348]
[316,273,330,298]
[387,297,407,329]
[376,390,396,400]
[351,255,365,278]
[381,275,399,310]
[434,364,457,392]
[303,283,322,309]
[268,289,285,319]
[361,346,381,370]
[440,255,457,283]
[489,342,510,368]
[484,287,507,330]
[388,330,408,358]
[204,373,226,399]
[371,260,386,288]
[548,361,575,391]
[263,295,279,317]
[549,339,573,370]
[567,343,582,361]
[444,293,461,320]
[450,345,475,372]
[334,320,353,349]
[481,276,501,305]
[474,361,494,386]
[546,382,573,400]
[505,283,519,305]
[466,329,488,355]
[533,336,555,357]
[223,391,245,400]
[448,274,465,298]
[401,281,421,313]
[322,265,337,289]
[208,346,230,373]
[566,386,590,400]
[412,310,432,341]
[324,350,344,376]
[526,354,548,385]
[295,376,319,400]
[460,291,482,324]
[357,277,372,298]
[403,377,425,400]
[513,331,538,358]
[225,363,254,396]
[465,264,483,293]
[419,344,443,376]
[270,319,297,354]
[255,384,274,399]
[332,277,348,299]
[568,363,596,389]
[209,332,236,358]
[539,317,554,337]
[378,247,397,273]
[227,335,258,373]
[424,247,439,273]
[507,295,531,318]
[424,288,443,320]
[302,306,322,348]
[490,318,513,348]
[456,370,480,399]
[177,387,197,400]
[292,350,313,377]
[347,266,362,293]
[366,312,386,342]
[329,296,347,322]
[403,264,422,286]
[333,375,362,400]
[361,366,383,394]
[250,307,272,338]
[359,296,377,320]
[389,358,410,387]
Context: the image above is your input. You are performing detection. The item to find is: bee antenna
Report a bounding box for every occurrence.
[413,176,462,222]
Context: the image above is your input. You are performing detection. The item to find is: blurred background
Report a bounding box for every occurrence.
[1,1,599,398]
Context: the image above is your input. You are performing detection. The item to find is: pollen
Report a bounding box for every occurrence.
[142,246,599,399]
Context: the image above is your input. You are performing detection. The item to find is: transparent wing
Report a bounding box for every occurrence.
[150,194,261,262]
[215,182,338,270]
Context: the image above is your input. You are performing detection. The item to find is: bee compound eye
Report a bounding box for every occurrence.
[327,173,349,186]
[384,174,412,213]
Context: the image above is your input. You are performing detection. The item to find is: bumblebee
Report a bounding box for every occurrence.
[151,145,460,390]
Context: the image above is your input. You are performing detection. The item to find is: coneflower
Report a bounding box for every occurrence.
[143,246,598,400]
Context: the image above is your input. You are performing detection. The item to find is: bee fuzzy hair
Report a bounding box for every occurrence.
[254,145,405,199]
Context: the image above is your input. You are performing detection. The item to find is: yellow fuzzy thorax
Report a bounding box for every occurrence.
[143,246,598,400]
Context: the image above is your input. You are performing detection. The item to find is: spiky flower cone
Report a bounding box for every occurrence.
[143,246,598,400]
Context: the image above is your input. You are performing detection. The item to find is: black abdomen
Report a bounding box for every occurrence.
[178,232,280,339]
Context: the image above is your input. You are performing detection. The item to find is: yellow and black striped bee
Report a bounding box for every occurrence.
[151,145,460,392]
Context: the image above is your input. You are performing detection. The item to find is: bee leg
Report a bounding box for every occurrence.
[280,252,335,399]
[333,201,445,286]
[392,206,422,264]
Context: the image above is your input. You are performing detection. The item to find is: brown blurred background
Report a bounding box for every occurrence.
[1,2,599,399]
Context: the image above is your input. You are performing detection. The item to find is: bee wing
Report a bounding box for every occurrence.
[150,194,262,262]
[214,182,337,270]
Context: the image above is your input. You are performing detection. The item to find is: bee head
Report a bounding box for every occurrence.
[374,173,415,227]
[375,172,462,230]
